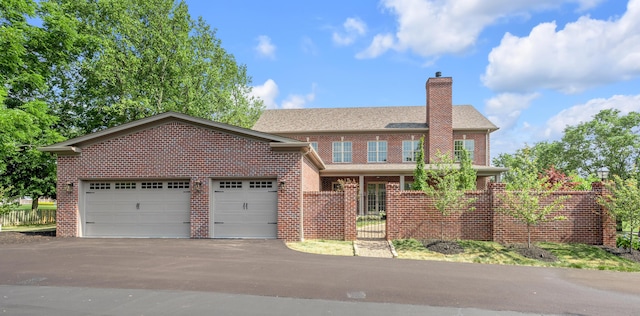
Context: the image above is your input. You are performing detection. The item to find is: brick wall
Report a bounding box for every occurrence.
[386,184,492,241]
[385,182,615,246]
[56,121,305,241]
[302,191,345,240]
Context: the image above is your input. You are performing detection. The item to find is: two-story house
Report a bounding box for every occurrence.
[253,73,506,215]
[41,73,505,240]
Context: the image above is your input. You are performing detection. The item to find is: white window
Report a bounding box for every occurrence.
[333,141,352,163]
[454,139,475,161]
[310,142,318,152]
[367,141,387,162]
[402,140,421,162]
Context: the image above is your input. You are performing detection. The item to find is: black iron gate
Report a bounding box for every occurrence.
[357,185,386,239]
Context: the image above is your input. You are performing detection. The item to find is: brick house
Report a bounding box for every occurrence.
[41,73,505,240]
[253,74,506,216]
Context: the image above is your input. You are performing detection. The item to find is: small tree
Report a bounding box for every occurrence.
[597,175,640,252]
[411,136,427,191]
[423,151,476,239]
[495,155,568,248]
[457,147,477,190]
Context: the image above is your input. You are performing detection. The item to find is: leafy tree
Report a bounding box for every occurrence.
[559,109,640,180]
[1,0,69,210]
[423,151,476,239]
[411,136,427,191]
[495,151,568,248]
[456,147,477,190]
[598,175,640,253]
[47,0,263,136]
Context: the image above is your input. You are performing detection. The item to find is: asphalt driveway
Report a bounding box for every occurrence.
[1,238,639,315]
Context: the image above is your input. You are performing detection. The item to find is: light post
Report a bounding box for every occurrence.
[596,168,609,181]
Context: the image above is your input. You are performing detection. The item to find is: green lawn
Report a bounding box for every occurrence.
[392,239,640,272]
[14,204,57,211]
[1,223,56,232]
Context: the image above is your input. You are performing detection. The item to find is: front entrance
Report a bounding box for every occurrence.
[358,183,386,239]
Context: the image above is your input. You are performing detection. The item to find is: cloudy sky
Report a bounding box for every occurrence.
[186,0,640,159]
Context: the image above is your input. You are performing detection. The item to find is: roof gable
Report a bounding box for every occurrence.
[40,111,304,154]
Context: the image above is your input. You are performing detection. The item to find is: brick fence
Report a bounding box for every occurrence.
[302,182,616,247]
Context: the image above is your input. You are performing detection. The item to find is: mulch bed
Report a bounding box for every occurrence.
[422,239,465,255]
[599,246,640,264]
[0,231,56,244]
[507,244,557,262]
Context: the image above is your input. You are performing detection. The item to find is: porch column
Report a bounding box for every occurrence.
[400,175,405,190]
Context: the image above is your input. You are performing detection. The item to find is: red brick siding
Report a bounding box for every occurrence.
[289,134,430,165]
[426,77,453,163]
[56,121,304,241]
[302,191,344,240]
[453,132,488,166]
[302,156,320,191]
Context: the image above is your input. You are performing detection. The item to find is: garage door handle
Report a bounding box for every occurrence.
[268,222,277,224]
[183,222,190,224]
[214,221,224,224]
[86,221,95,224]
[136,203,140,210]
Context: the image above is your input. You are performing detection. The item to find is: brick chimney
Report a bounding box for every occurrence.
[426,72,453,163]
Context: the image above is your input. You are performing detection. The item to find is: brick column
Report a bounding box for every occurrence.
[489,182,506,243]
[593,182,616,247]
[343,183,358,241]
[385,182,400,240]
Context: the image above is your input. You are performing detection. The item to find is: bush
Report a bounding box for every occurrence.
[617,235,640,250]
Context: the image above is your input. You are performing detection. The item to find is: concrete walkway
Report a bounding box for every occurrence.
[354,239,396,258]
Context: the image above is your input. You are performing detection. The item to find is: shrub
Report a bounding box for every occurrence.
[617,235,640,250]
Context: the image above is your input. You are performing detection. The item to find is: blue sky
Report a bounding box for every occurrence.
[186,0,640,160]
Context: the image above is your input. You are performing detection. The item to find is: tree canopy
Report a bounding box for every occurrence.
[494,109,640,183]
[46,0,263,136]
[1,0,264,205]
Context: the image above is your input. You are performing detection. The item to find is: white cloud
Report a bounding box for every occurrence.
[332,17,367,46]
[484,92,540,131]
[255,35,276,59]
[301,36,318,55]
[282,84,317,109]
[251,80,316,109]
[543,94,640,138]
[251,79,279,109]
[359,0,603,59]
[483,0,640,93]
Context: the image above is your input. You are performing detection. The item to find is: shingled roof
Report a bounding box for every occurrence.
[252,105,498,133]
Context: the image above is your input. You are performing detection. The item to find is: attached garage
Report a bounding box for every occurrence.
[40,112,324,240]
[83,180,191,238]
[212,180,278,238]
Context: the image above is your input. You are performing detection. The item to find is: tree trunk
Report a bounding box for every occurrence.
[527,224,531,249]
[31,198,39,212]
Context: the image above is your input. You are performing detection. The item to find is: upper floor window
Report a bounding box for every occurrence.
[310,142,318,152]
[332,141,352,163]
[367,141,387,163]
[402,140,421,162]
[454,139,475,162]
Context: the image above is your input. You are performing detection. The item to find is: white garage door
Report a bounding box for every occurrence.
[212,180,278,238]
[83,180,191,238]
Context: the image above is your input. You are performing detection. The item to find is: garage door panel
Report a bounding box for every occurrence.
[213,180,277,238]
[84,180,190,238]
[214,223,277,239]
